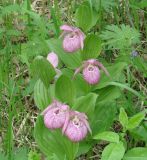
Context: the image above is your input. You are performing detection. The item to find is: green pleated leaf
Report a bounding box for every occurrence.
[32,56,56,88]
[95,86,121,102]
[73,93,97,118]
[75,2,93,32]
[127,112,145,130]
[34,116,79,160]
[34,79,51,110]
[61,68,90,96]
[92,101,117,135]
[102,142,125,160]
[93,131,119,143]
[48,39,82,69]
[81,34,102,60]
[55,75,76,105]
[123,147,147,160]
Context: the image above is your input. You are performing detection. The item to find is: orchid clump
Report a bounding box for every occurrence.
[60,25,85,53]
[41,100,91,142]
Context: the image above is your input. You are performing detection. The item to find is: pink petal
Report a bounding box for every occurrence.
[60,25,74,32]
[47,52,59,68]
[95,61,110,76]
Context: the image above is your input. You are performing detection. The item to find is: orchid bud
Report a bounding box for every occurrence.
[74,59,109,85]
[42,100,69,129]
[63,111,91,142]
[47,52,59,68]
[60,25,85,53]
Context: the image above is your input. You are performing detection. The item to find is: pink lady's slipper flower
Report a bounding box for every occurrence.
[60,25,85,53]
[47,52,59,68]
[62,111,91,142]
[74,59,109,85]
[41,100,69,129]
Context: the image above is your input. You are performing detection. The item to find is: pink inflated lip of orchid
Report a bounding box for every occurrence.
[62,111,91,142]
[74,59,110,85]
[41,100,69,129]
[60,25,85,53]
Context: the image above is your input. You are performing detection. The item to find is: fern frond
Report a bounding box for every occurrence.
[100,24,141,50]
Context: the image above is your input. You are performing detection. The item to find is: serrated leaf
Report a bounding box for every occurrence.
[55,75,76,105]
[73,93,97,118]
[81,34,102,60]
[101,142,125,160]
[75,2,93,31]
[34,79,51,110]
[127,112,145,130]
[123,147,147,160]
[32,56,56,88]
[100,24,140,50]
[34,116,79,160]
[119,108,128,130]
[93,131,119,143]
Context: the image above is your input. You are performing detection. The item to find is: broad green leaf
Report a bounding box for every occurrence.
[62,68,90,96]
[76,141,92,157]
[75,2,93,31]
[14,147,28,160]
[95,86,121,102]
[81,34,102,60]
[0,152,7,160]
[123,147,147,160]
[32,56,56,88]
[127,112,145,130]
[119,108,128,130]
[48,39,81,69]
[34,79,51,110]
[101,142,125,160]
[34,116,79,160]
[73,93,97,118]
[55,75,76,105]
[92,62,127,90]
[92,101,116,135]
[93,131,119,143]
[130,123,147,142]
